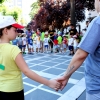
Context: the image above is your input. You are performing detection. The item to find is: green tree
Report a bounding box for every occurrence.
[29,1,40,19]
[0,5,22,21]
[29,0,95,31]
[10,11,18,21]
[0,0,5,4]
[0,4,8,15]
[8,7,22,21]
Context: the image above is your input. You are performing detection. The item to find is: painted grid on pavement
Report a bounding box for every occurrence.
[22,52,86,100]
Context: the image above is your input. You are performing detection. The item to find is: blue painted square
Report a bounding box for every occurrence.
[23,78,41,86]
[55,64,68,69]
[46,61,58,64]
[29,60,45,64]
[42,83,74,94]
[36,53,45,56]
[60,56,72,59]
[43,68,64,75]
[62,62,69,65]
[39,57,52,61]
[23,55,28,57]
[24,84,34,92]
[39,64,50,68]
[22,73,26,77]
[26,63,35,67]
[51,59,67,63]
[71,72,84,80]
[25,55,34,58]
[77,67,84,72]
[64,60,71,63]
[41,62,58,67]
[24,58,30,60]
[30,65,48,71]
[48,55,59,58]
[25,89,60,100]
[77,90,86,100]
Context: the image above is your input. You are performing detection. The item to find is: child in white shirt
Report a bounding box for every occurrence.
[73,35,78,53]
[35,34,40,53]
[43,34,49,53]
[22,33,27,54]
[68,33,74,55]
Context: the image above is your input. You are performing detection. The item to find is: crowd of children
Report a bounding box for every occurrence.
[11,25,80,55]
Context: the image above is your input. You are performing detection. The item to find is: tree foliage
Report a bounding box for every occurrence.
[29,1,40,19]
[8,7,22,21]
[0,4,22,21]
[0,0,5,4]
[29,0,95,31]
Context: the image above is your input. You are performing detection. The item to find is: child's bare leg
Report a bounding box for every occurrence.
[28,48,31,53]
[44,47,46,52]
[64,48,66,53]
[32,46,34,52]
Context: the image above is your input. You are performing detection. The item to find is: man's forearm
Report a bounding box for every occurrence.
[64,63,81,79]
[65,66,75,76]
[64,49,88,79]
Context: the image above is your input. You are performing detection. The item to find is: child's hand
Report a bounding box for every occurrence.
[47,79,61,91]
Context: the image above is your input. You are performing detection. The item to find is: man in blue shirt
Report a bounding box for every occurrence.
[57,0,100,100]
[26,29,33,53]
[26,29,32,39]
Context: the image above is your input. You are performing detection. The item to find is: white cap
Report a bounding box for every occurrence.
[0,16,24,29]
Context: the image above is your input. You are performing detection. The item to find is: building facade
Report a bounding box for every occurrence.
[6,0,22,9]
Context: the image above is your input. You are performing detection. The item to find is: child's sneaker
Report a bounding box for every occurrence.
[23,52,26,54]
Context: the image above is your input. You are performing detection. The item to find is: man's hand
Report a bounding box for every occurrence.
[56,76,69,90]
[47,79,61,91]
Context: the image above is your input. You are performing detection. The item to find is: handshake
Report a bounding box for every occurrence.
[47,76,69,91]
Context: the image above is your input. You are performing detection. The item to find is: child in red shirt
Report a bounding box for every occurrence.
[53,33,59,53]
[62,35,68,53]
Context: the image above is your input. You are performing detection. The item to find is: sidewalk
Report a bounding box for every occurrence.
[77,90,86,100]
[23,51,86,100]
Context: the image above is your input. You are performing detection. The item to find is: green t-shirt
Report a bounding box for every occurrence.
[40,32,45,41]
[57,36,62,44]
[66,34,70,39]
[32,33,36,39]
